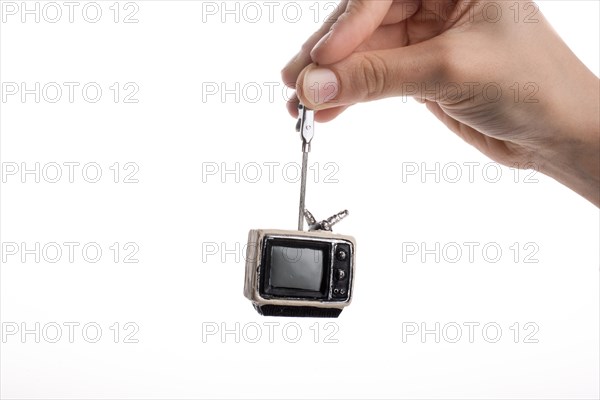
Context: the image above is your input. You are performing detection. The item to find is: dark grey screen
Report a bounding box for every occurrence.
[269,246,324,291]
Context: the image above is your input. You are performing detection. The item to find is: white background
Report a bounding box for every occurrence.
[0,1,598,399]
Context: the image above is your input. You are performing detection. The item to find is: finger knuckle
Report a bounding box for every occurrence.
[357,54,389,100]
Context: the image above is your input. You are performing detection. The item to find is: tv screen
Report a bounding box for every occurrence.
[269,246,324,291]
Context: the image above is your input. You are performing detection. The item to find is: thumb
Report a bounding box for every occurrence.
[297,40,446,110]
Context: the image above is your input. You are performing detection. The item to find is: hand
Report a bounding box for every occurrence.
[282,0,600,206]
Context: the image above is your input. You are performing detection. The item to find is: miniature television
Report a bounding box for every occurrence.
[244,229,356,318]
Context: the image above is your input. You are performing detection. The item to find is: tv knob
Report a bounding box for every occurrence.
[336,250,347,261]
[336,269,346,280]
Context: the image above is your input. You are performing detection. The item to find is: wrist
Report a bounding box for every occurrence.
[535,76,600,206]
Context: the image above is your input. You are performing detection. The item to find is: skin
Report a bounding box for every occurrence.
[281,0,600,206]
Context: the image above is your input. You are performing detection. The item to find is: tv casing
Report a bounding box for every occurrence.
[244,229,356,316]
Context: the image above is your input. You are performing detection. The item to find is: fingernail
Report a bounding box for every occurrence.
[303,68,339,106]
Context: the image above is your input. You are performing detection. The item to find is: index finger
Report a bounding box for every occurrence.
[281,0,348,88]
[310,0,394,65]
